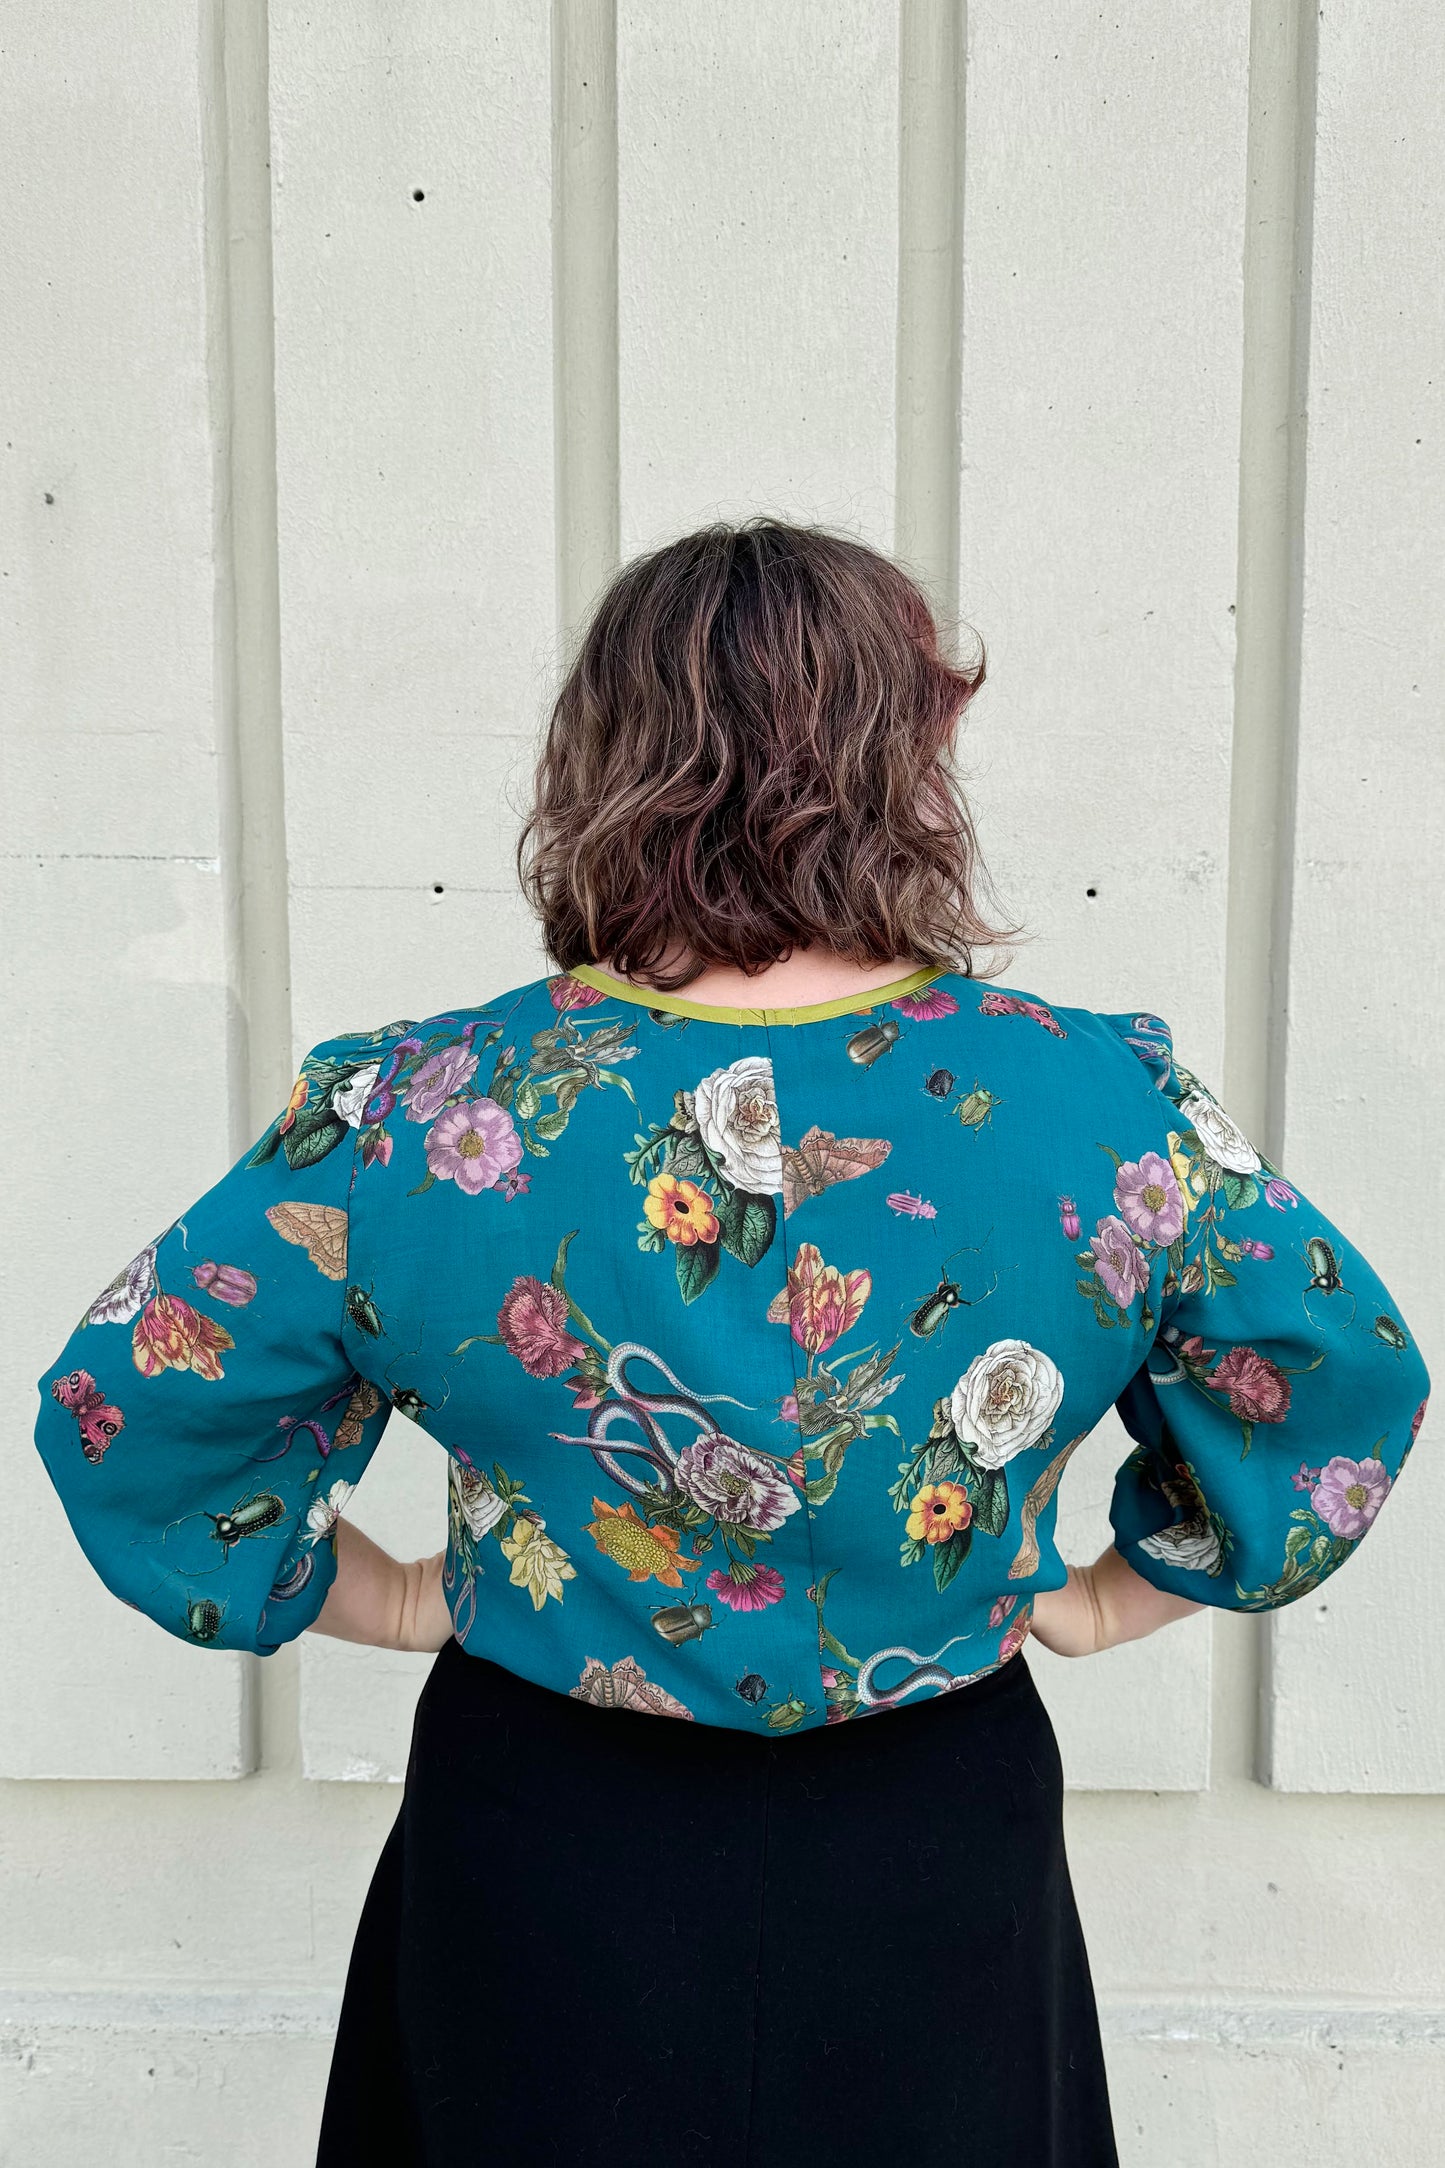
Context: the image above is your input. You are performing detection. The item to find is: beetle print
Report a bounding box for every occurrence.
[734,1671,769,1705]
[846,1018,901,1067]
[650,1602,716,1648]
[952,1081,1001,1134]
[1373,1315,1409,1355]
[185,1596,226,1642]
[909,1245,999,1338]
[345,1283,384,1338]
[206,1491,287,1555]
[923,1067,955,1099]
[763,1691,810,1731]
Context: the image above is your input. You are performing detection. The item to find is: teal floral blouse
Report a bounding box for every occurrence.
[35,964,1430,1733]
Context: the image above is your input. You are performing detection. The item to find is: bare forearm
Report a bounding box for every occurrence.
[307,1519,449,1652]
[1029,1543,1205,1659]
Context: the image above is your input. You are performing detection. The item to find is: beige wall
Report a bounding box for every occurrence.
[3,4,1442,2160]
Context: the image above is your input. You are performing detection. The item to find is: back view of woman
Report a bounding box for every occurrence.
[36,521,1429,2166]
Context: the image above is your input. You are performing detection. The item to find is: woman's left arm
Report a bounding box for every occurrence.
[307,1520,454,1652]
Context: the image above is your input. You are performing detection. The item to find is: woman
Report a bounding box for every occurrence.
[36,520,1429,2166]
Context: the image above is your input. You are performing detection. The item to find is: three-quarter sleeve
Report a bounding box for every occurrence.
[33,1030,398,1654]
[1101,1014,1430,1610]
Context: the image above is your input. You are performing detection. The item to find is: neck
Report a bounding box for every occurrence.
[595,947,928,1009]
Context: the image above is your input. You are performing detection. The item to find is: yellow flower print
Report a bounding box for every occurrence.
[644,1173,720,1247]
[498,1517,576,1610]
[1167,1129,1205,1217]
[586,1496,695,1587]
[766,1240,871,1357]
[906,1481,973,1545]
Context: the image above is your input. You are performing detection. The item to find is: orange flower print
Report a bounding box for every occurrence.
[277,1073,309,1137]
[906,1481,973,1545]
[644,1173,719,1247]
[131,1293,235,1382]
[767,1241,871,1357]
[585,1497,696,1587]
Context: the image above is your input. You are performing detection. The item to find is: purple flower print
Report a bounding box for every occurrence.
[1090,1215,1150,1308]
[1113,1151,1185,1245]
[676,1437,802,1533]
[425,1098,522,1196]
[1292,1460,1324,1493]
[1311,1455,1391,1539]
[1264,1177,1298,1211]
[404,1044,479,1124]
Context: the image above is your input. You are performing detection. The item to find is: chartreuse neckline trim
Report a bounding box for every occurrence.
[566,962,946,1026]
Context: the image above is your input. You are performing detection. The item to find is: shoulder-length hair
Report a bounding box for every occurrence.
[517,518,1012,992]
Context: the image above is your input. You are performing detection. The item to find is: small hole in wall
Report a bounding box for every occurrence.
[1085,887,1098,899]
[432,883,444,895]
[412,188,426,202]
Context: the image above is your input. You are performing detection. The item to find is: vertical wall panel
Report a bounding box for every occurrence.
[1266,3,1445,1792]
[617,0,900,551]
[957,4,1252,1787]
[267,4,558,1772]
[269,1,557,1044]
[0,3,250,1776]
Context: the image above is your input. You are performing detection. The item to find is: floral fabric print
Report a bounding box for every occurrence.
[34,968,1430,1731]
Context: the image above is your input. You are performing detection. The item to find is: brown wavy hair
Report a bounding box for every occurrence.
[518,518,1012,993]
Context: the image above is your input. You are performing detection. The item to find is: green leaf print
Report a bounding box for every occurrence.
[932,1525,972,1590]
[675,1239,721,1304]
[712,1187,776,1268]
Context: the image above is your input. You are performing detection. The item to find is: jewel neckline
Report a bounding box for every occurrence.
[565,962,947,1027]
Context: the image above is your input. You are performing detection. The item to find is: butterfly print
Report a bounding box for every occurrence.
[51,1369,126,1465]
[266,1200,349,1280]
[979,990,1067,1038]
[779,1126,892,1217]
[570,1654,695,1719]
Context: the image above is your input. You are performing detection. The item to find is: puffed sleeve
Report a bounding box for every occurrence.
[33,1028,402,1653]
[1100,1014,1430,1609]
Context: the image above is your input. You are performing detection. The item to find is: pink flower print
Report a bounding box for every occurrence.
[1293,1460,1323,1492]
[988,1594,1019,1629]
[1090,1216,1151,1308]
[498,1276,588,1378]
[191,1261,258,1307]
[1207,1346,1291,1425]
[1311,1454,1391,1538]
[1264,1177,1298,1210]
[403,1044,479,1124]
[549,973,606,1011]
[1411,1399,1429,1446]
[892,987,959,1021]
[425,1097,522,1195]
[361,1127,393,1169]
[705,1561,785,1613]
[775,1394,800,1425]
[1113,1152,1185,1245]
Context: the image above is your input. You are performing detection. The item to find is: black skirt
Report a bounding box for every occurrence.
[316,1636,1117,2167]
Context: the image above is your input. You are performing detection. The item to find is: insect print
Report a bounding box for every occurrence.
[345,1283,384,1338]
[571,1655,695,1719]
[846,1017,901,1067]
[923,1067,955,1100]
[952,1081,1001,1135]
[328,1376,382,1450]
[1373,1315,1409,1356]
[908,1243,998,1338]
[887,1191,937,1220]
[204,1491,287,1555]
[734,1671,769,1705]
[266,1200,348,1281]
[778,1126,891,1216]
[185,1596,226,1643]
[50,1369,125,1465]
[1057,1196,1081,1241]
[389,1385,431,1423]
[1300,1234,1356,1326]
[650,1601,716,1648]
[979,989,1067,1038]
[762,1691,810,1731]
